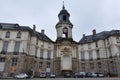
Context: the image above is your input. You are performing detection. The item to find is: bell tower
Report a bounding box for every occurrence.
[56,3,73,40]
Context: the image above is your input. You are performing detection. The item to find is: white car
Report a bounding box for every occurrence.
[50,72,56,78]
[15,73,28,79]
[40,71,46,78]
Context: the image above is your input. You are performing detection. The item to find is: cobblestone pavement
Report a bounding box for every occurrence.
[0,78,120,80]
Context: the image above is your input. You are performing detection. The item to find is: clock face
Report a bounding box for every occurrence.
[63,27,68,33]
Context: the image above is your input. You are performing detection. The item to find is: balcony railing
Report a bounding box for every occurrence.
[13,52,19,55]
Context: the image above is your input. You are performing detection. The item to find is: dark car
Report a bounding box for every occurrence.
[74,72,86,78]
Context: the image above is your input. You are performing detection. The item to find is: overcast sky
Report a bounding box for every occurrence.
[0,0,120,41]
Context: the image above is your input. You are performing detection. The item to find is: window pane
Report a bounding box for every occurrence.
[47,51,51,60]
[81,63,85,71]
[5,31,10,38]
[12,58,17,66]
[0,57,5,62]
[17,32,21,38]
[47,62,50,68]
[90,63,94,70]
[81,51,85,61]
[89,51,93,60]
[40,49,43,59]
[35,48,38,57]
[14,42,20,54]
[2,41,8,52]
[96,50,100,59]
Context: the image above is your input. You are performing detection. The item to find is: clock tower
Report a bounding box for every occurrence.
[56,4,73,40]
[54,4,78,76]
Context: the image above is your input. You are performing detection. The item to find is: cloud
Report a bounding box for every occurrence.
[0,0,120,41]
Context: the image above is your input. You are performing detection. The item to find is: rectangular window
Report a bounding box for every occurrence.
[90,63,94,70]
[89,51,93,60]
[81,44,84,50]
[88,43,91,49]
[81,63,85,71]
[2,41,8,54]
[96,50,100,60]
[110,61,116,72]
[48,42,51,48]
[47,62,50,68]
[98,62,102,73]
[12,58,17,66]
[81,51,85,61]
[35,48,38,57]
[47,51,51,60]
[13,42,20,55]
[39,62,43,68]
[40,49,44,59]
[108,47,112,58]
[0,57,5,72]
[0,57,5,62]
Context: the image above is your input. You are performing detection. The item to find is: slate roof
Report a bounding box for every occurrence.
[0,23,33,31]
[0,23,53,42]
[79,30,120,44]
[32,31,53,42]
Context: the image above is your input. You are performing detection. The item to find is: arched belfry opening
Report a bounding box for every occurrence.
[63,15,67,21]
[63,27,68,38]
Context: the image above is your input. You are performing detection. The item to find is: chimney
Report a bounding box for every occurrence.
[93,29,96,36]
[41,29,45,34]
[83,34,86,37]
[33,25,36,31]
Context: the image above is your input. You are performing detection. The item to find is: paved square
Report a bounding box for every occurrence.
[0,78,120,80]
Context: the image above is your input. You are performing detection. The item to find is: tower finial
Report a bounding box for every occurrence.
[62,1,65,9]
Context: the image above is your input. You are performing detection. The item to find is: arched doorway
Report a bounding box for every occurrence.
[61,54,72,76]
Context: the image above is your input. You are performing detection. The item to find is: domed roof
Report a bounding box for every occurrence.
[58,5,70,16]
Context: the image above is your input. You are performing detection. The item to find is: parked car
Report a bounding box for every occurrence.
[50,72,56,78]
[40,71,46,78]
[97,73,104,77]
[74,72,86,78]
[15,73,28,79]
[64,73,71,78]
[86,72,97,77]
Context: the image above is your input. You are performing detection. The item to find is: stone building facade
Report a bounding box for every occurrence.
[0,5,120,77]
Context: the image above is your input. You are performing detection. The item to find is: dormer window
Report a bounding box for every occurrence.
[5,31,10,38]
[16,31,21,38]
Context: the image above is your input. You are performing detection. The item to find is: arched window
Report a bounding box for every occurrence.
[63,15,67,21]
[63,27,68,38]
[63,27,68,34]
[16,31,21,38]
[5,31,10,38]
